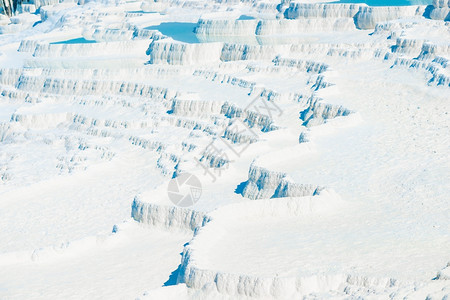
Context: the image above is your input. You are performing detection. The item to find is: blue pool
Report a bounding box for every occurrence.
[146,22,200,44]
[237,15,255,20]
[51,38,96,44]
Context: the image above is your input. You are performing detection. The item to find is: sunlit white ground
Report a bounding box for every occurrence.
[0,223,190,299]
[0,0,448,298]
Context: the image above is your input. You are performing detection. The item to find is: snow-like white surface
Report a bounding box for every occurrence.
[0,222,190,299]
[0,0,449,299]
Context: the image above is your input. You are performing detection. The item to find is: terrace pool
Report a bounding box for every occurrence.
[51,38,96,44]
[146,22,199,43]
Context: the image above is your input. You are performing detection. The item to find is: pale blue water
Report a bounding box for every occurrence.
[147,0,434,47]
[329,0,431,5]
[126,11,157,14]
[237,15,255,20]
[51,38,96,44]
[146,22,200,43]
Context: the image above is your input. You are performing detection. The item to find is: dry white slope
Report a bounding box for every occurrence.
[0,0,449,299]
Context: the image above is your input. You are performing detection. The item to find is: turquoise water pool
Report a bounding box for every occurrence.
[237,15,255,20]
[146,22,200,43]
[126,10,157,13]
[51,38,96,44]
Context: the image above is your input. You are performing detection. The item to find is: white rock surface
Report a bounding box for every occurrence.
[0,0,449,299]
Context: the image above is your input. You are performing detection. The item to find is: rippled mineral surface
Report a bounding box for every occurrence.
[0,0,449,299]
